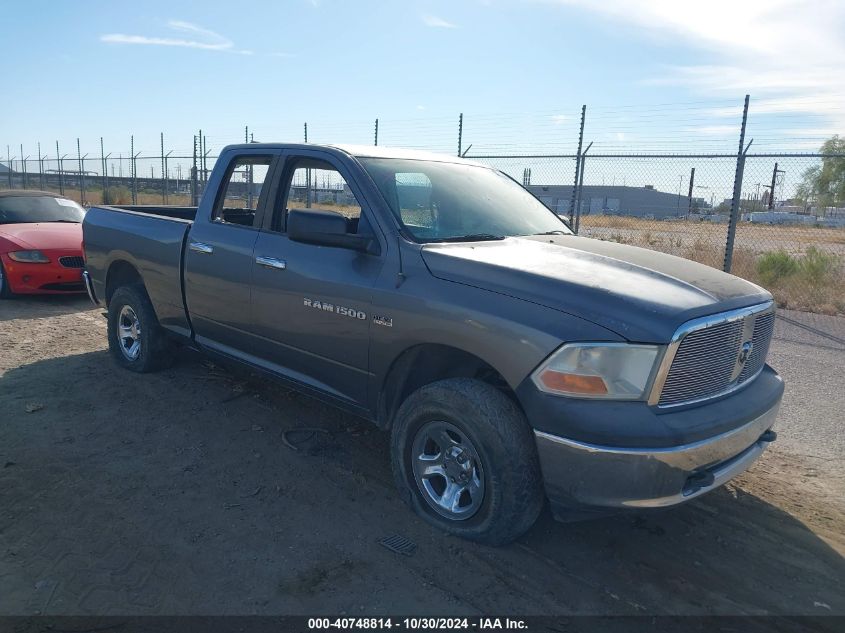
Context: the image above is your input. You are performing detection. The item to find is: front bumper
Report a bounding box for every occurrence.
[1,253,85,294]
[534,386,782,515]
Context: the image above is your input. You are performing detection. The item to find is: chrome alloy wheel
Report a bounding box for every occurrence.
[411,420,485,520]
[117,305,142,361]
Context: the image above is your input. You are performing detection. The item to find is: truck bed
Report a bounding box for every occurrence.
[82,205,194,337]
[106,205,198,221]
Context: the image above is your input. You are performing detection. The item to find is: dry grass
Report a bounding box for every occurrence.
[581,216,845,315]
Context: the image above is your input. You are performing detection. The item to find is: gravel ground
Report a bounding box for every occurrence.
[0,296,843,616]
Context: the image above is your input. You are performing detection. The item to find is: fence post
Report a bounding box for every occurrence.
[374,118,379,146]
[160,133,166,204]
[687,167,695,216]
[569,105,586,226]
[100,138,107,202]
[130,136,137,204]
[21,145,28,190]
[724,95,750,273]
[6,146,11,189]
[457,113,463,157]
[574,142,592,234]
[56,141,64,196]
[191,135,199,206]
[38,143,44,190]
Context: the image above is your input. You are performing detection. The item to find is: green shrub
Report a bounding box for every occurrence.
[800,246,840,285]
[757,250,799,286]
[103,186,131,205]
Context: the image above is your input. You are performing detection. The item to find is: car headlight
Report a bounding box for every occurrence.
[531,343,660,400]
[7,250,51,263]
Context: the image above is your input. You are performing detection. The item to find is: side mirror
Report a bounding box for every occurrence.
[287,209,376,253]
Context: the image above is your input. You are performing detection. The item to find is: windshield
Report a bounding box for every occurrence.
[0,196,85,224]
[360,158,571,242]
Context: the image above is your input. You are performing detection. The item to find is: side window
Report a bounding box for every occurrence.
[212,155,272,227]
[277,159,363,233]
[395,172,435,230]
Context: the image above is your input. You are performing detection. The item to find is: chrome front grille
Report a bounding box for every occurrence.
[737,311,775,383]
[654,303,775,407]
[59,256,85,268]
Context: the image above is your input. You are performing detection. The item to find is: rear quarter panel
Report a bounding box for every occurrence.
[83,206,192,337]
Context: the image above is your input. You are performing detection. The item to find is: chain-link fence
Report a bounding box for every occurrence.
[1,104,844,318]
[470,152,845,317]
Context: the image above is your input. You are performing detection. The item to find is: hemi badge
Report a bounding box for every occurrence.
[373,315,393,327]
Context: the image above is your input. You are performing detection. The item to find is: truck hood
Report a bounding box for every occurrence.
[420,235,771,342]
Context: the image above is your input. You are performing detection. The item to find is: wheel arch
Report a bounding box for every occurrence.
[376,343,519,430]
[104,259,145,306]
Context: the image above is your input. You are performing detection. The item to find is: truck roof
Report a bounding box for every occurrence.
[220,143,486,167]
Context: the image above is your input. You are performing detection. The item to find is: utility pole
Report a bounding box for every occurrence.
[304,122,308,143]
[374,118,379,146]
[766,162,784,210]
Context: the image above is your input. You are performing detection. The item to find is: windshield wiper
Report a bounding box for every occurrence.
[533,230,569,235]
[428,233,506,243]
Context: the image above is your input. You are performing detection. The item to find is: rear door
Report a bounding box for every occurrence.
[184,151,280,354]
[248,151,385,405]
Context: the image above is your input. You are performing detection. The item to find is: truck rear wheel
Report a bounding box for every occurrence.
[107,285,174,373]
[390,378,544,545]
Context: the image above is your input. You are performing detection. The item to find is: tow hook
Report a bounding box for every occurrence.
[759,429,777,443]
[684,471,716,496]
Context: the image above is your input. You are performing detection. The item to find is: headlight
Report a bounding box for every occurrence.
[7,250,51,263]
[531,343,660,400]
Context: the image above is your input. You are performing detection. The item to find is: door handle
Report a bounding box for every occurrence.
[255,256,287,270]
[189,241,214,254]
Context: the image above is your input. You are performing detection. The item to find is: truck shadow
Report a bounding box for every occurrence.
[0,348,843,615]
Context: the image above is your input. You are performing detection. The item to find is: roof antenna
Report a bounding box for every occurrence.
[395,235,407,288]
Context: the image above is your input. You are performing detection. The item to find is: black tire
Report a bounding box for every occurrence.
[391,378,544,545]
[107,284,175,373]
[0,260,13,299]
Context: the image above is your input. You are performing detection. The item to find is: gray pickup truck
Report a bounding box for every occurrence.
[82,143,783,544]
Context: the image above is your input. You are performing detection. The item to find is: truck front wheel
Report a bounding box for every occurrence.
[390,378,544,545]
[107,285,174,373]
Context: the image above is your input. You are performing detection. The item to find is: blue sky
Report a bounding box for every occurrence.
[3,0,844,161]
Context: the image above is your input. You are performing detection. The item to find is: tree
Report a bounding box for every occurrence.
[797,135,845,208]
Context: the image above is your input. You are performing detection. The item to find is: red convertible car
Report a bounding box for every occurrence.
[0,190,86,297]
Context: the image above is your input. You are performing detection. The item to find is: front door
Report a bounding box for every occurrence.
[248,153,384,405]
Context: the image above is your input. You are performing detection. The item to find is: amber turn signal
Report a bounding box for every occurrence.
[538,371,609,395]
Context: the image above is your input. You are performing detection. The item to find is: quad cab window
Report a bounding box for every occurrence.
[212,156,272,227]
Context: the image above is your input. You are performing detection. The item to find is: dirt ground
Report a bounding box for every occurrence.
[0,295,843,617]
